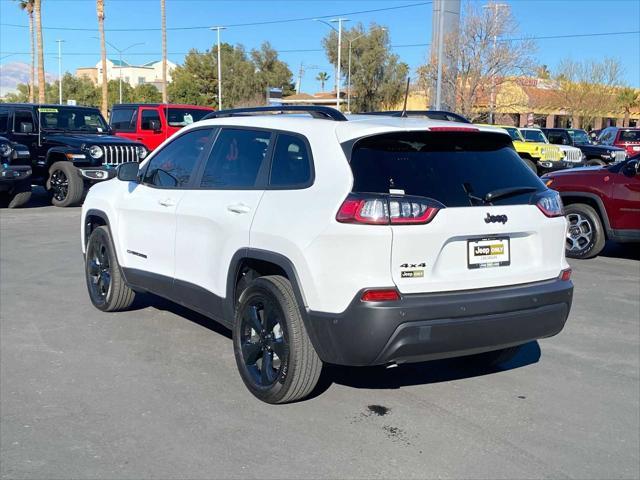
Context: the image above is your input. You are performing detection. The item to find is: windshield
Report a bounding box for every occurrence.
[349,131,544,207]
[38,107,108,133]
[502,127,524,142]
[164,108,212,127]
[567,129,591,145]
[522,129,548,143]
[619,130,640,142]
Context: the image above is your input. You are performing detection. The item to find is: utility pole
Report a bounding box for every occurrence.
[56,39,64,104]
[435,6,445,110]
[297,61,304,94]
[332,18,348,109]
[210,26,226,110]
[483,2,508,124]
[91,38,144,104]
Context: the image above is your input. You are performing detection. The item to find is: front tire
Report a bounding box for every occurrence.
[233,276,322,404]
[565,203,606,259]
[586,159,606,167]
[85,226,136,311]
[523,158,538,174]
[48,161,84,207]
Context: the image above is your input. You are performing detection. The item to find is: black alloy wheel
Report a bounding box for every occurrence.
[239,296,289,388]
[50,168,69,202]
[86,236,112,305]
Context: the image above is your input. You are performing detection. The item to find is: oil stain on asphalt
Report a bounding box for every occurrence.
[351,405,413,447]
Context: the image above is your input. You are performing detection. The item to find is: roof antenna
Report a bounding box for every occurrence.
[400,77,410,118]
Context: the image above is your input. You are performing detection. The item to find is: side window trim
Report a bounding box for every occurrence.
[266,131,315,190]
[140,126,217,190]
[191,126,276,191]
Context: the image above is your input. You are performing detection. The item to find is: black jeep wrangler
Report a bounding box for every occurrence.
[0,104,148,207]
[0,135,32,208]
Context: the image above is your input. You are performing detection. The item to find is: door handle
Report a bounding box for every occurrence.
[158,198,176,207]
[227,203,251,214]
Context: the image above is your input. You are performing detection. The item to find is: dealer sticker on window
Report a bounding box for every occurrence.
[467,237,510,269]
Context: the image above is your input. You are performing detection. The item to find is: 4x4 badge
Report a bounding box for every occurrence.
[485,213,508,224]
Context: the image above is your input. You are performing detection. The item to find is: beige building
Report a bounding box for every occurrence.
[76,59,176,89]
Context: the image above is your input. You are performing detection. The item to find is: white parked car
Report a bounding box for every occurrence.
[81,106,574,403]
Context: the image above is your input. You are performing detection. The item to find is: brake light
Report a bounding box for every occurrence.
[559,268,572,281]
[337,194,442,225]
[535,190,564,217]
[361,288,401,302]
[428,126,479,132]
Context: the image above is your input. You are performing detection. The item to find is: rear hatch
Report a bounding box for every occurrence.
[348,130,566,294]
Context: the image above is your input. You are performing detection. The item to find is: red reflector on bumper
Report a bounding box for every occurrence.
[560,268,572,281]
[361,289,401,302]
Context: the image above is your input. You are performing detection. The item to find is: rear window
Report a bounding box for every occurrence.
[165,108,212,127]
[619,130,640,142]
[349,131,544,207]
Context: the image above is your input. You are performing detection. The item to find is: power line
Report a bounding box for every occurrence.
[0,2,432,32]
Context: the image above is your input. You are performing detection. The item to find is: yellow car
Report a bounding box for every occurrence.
[478,124,564,174]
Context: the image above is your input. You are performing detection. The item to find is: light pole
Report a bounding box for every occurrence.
[435,1,445,110]
[483,2,508,123]
[210,26,226,110]
[316,18,349,109]
[56,40,64,104]
[92,38,144,103]
[347,27,385,113]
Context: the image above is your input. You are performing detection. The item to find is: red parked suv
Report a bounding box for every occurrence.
[109,104,214,150]
[542,155,640,259]
[598,127,640,157]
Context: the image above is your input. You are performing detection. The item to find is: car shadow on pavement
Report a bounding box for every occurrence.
[311,341,541,396]
[598,241,640,261]
[131,292,232,340]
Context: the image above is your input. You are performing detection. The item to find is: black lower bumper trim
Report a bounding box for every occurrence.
[305,278,573,366]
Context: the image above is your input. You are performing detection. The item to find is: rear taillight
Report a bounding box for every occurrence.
[535,190,564,217]
[337,194,443,225]
[361,288,401,302]
[559,268,572,281]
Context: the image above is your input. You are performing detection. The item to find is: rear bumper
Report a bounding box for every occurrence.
[305,278,573,366]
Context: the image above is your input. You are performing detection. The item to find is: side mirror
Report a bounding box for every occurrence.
[19,122,33,134]
[150,119,161,132]
[117,162,140,182]
[622,160,639,176]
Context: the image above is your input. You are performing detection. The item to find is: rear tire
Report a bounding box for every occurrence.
[523,158,538,174]
[85,226,136,312]
[564,203,605,259]
[467,346,521,368]
[233,275,322,404]
[7,182,32,208]
[48,161,84,207]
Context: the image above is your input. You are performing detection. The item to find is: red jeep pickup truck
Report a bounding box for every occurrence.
[110,103,214,150]
[542,155,640,259]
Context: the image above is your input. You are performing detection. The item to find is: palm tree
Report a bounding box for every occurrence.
[16,1,35,103]
[96,0,108,117]
[616,87,639,127]
[160,0,167,103]
[316,72,330,92]
[33,0,45,103]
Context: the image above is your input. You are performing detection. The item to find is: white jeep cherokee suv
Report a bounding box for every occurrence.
[81,106,573,404]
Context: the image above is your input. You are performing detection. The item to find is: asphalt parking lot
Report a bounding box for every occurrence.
[1,191,639,480]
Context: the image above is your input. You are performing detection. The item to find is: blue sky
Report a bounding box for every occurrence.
[1,0,639,95]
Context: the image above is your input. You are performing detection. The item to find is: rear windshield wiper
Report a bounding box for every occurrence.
[484,186,537,203]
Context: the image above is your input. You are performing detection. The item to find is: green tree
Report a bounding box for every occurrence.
[132,83,162,104]
[322,24,408,112]
[46,73,101,106]
[316,72,330,91]
[250,42,295,96]
[537,65,551,79]
[616,87,639,127]
[4,84,31,103]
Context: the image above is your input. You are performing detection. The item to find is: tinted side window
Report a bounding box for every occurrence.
[0,108,8,133]
[270,134,312,187]
[143,128,213,188]
[14,110,35,133]
[141,109,161,130]
[110,108,136,131]
[200,129,271,188]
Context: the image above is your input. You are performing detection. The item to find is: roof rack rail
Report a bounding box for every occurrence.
[363,110,471,124]
[201,105,348,122]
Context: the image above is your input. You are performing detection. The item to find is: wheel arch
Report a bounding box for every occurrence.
[559,191,611,238]
[83,209,111,252]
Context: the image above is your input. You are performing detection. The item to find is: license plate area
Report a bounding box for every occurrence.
[467,237,510,269]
